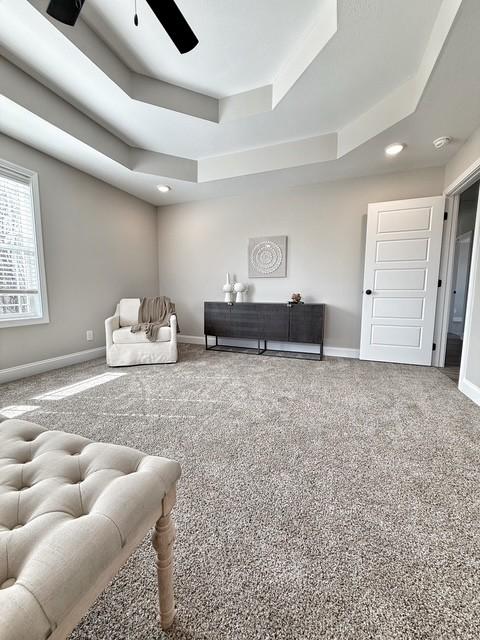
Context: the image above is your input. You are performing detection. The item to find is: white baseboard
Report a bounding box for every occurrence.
[178,334,205,345]
[459,377,480,407]
[323,346,360,359]
[0,347,106,384]
[178,334,359,359]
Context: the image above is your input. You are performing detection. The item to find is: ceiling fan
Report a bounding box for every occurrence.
[46,0,199,54]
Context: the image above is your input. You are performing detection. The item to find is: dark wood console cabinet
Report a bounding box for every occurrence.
[204,302,325,360]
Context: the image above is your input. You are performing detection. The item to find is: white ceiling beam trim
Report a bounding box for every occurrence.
[1,61,197,184]
[131,74,218,122]
[337,77,419,159]
[198,134,338,183]
[413,0,464,97]
[272,0,338,108]
[0,97,163,204]
[337,0,463,157]
[219,85,273,123]
[219,0,337,121]
[0,3,140,146]
[129,148,197,182]
[0,67,338,185]
[0,58,130,168]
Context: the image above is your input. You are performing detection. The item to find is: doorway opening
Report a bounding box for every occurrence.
[443,181,479,382]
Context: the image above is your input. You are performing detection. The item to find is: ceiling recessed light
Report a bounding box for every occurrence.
[157,184,171,193]
[385,143,406,157]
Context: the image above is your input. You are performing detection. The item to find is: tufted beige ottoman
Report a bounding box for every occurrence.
[0,419,181,639]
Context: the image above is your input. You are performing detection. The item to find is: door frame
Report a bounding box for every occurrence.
[435,158,480,371]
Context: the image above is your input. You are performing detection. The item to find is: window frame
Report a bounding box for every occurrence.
[0,158,49,328]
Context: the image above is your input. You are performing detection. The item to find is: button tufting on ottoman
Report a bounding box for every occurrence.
[0,419,181,640]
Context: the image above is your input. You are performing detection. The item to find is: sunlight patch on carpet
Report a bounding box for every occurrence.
[33,372,126,400]
[0,404,40,418]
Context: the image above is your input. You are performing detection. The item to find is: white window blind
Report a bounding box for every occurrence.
[0,161,48,326]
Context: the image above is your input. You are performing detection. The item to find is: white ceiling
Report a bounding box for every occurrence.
[82,0,323,98]
[0,0,480,205]
[85,0,445,139]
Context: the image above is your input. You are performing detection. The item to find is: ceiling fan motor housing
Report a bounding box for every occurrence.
[45,0,198,54]
[47,0,86,26]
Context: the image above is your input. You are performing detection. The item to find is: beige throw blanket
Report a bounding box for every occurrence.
[131,296,179,342]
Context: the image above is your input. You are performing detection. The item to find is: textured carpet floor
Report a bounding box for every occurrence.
[1,345,480,639]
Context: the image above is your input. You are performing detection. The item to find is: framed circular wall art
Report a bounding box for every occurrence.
[248,235,287,278]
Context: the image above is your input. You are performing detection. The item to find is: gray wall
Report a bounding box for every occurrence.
[444,125,480,191]
[0,134,159,370]
[157,167,445,350]
[444,124,480,392]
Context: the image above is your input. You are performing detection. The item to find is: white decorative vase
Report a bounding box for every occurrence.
[223,272,234,303]
[234,282,247,303]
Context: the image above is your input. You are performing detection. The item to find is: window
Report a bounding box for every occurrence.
[0,159,49,327]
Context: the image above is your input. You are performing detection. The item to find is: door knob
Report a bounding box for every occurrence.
[365,289,372,295]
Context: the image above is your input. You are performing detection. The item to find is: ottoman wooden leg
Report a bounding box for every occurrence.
[152,486,177,630]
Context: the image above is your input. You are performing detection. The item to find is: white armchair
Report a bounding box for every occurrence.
[105,298,178,367]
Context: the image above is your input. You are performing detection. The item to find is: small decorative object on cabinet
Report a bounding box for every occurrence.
[249,236,287,278]
[234,281,247,302]
[222,272,234,303]
[290,293,302,304]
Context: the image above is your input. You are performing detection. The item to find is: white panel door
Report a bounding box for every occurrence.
[360,196,445,365]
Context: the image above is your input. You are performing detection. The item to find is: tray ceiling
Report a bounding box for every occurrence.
[1,0,479,204]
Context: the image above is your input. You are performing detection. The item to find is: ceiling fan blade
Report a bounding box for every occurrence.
[46,0,86,26]
[145,0,199,54]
